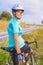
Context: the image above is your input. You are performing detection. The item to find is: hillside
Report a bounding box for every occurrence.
[0,20,43,65]
[0,20,43,32]
[0,20,8,32]
[0,20,29,32]
[0,28,43,65]
[23,28,43,65]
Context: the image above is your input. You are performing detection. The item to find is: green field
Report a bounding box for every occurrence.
[23,28,43,65]
[0,27,43,65]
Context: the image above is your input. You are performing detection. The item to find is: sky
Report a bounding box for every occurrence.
[0,0,43,24]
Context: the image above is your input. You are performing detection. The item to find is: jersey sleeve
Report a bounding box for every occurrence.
[12,22,19,34]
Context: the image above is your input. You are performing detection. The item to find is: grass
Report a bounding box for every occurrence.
[0,20,43,32]
[0,40,9,65]
[22,28,43,65]
[0,20,29,32]
[0,20,43,65]
[0,28,43,65]
[0,20,8,32]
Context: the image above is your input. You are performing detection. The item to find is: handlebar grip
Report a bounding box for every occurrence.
[36,42,38,48]
[0,47,15,52]
[0,47,6,50]
[34,39,38,48]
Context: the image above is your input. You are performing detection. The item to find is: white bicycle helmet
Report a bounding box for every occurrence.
[12,4,24,11]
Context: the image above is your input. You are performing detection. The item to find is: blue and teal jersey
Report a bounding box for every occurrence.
[7,17,25,48]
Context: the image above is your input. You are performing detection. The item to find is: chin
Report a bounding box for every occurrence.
[17,17,21,20]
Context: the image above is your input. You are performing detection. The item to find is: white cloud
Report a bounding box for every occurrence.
[0,0,43,24]
[22,0,42,24]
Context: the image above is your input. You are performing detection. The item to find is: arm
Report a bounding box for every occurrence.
[12,22,21,54]
[14,33,21,54]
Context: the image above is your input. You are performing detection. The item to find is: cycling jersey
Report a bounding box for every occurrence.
[7,17,25,48]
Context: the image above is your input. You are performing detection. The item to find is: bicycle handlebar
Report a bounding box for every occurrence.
[0,39,38,52]
[25,39,38,48]
[0,47,14,52]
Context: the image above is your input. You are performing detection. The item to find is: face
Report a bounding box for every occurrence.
[13,10,24,19]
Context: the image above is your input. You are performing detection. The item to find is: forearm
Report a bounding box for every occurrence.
[15,39,21,54]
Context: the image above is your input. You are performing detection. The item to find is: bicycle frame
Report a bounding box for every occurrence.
[0,39,38,65]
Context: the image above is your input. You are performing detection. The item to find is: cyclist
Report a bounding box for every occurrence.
[7,3,29,65]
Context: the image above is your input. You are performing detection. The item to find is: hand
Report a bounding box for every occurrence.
[18,53,23,63]
[18,53,23,60]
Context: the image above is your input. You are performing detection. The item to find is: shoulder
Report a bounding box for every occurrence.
[7,17,19,29]
[8,17,18,25]
[11,18,19,27]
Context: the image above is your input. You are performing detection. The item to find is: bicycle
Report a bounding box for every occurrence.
[0,39,38,65]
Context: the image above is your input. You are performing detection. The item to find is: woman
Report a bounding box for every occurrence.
[7,4,29,65]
